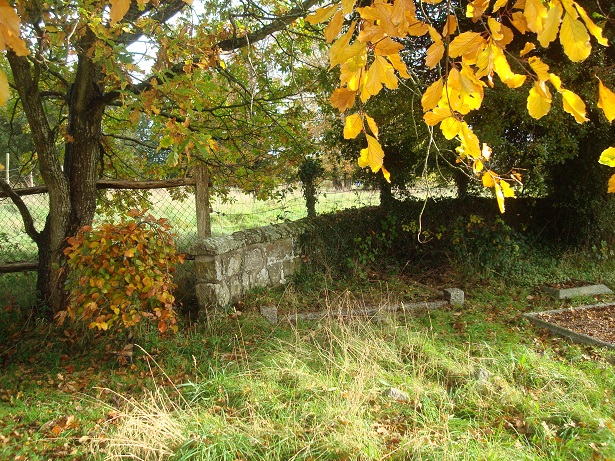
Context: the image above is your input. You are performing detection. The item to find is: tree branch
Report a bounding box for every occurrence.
[0,180,41,245]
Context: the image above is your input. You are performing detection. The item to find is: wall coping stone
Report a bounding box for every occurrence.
[191,219,313,256]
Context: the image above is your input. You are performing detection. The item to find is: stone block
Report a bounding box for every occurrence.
[443,288,464,305]
[196,282,231,309]
[194,255,222,282]
[243,247,265,272]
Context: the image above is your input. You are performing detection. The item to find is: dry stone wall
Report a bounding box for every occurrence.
[191,220,311,309]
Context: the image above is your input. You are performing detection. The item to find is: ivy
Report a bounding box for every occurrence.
[57,210,184,334]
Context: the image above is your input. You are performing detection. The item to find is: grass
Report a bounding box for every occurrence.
[2,262,615,460]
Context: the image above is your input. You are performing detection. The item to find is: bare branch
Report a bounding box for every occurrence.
[0,180,41,245]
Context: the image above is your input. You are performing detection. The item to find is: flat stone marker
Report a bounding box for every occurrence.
[541,283,612,300]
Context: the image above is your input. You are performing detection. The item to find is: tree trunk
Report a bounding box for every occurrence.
[8,28,105,314]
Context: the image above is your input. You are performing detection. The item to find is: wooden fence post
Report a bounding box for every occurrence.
[194,163,211,238]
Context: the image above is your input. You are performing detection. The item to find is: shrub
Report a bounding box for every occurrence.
[58,210,183,334]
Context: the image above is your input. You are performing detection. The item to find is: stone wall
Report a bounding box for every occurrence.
[191,220,311,309]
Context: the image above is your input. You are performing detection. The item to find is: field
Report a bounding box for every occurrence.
[1,269,615,460]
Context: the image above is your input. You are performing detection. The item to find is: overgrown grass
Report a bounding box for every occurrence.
[2,266,615,460]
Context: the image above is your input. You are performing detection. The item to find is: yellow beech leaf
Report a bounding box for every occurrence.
[608,174,615,194]
[0,0,29,55]
[0,163,3,171]
[407,19,429,36]
[527,82,552,119]
[560,13,591,62]
[493,47,526,88]
[482,143,493,160]
[598,147,615,167]
[493,0,509,11]
[330,88,357,112]
[443,15,457,37]
[424,106,452,126]
[306,5,338,25]
[344,113,363,139]
[325,10,345,43]
[528,56,550,82]
[358,134,385,173]
[109,0,131,26]
[524,0,548,33]
[473,159,484,173]
[574,2,608,46]
[482,172,495,188]
[488,17,504,41]
[560,89,588,123]
[441,116,462,140]
[387,53,410,78]
[459,122,481,159]
[329,22,359,68]
[494,182,506,213]
[421,78,444,112]
[467,0,490,21]
[538,3,563,48]
[363,55,398,101]
[0,70,9,106]
[381,166,391,183]
[426,41,445,68]
[342,0,357,15]
[597,79,615,123]
[374,37,404,56]
[500,179,516,198]
[548,73,562,91]
[510,11,529,34]
[520,42,536,56]
[448,32,485,59]
[365,114,379,138]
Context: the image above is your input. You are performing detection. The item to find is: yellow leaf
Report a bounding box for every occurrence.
[306,5,338,25]
[342,0,357,15]
[520,42,536,56]
[365,114,379,139]
[426,41,445,68]
[537,2,562,48]
[493,0,509,11]
[387,53,410,78]
[527,82,552,119]
[459,122,481,159]
[109,0,131,26]
[597,78,615,123]
[329,23,362,68]
[362,55,398,102]
[560,89,588,123]
[0,70,9,106]
[330,88,356,112]
[443,15,457,37]
[524,0,548,33]
[482,143,492,160]
[421,78,444,112]
[374,37,404,56]
[358,134,385,173]
[488,17,504,41]
[493,47,526,88]
[482,172,496,188]
[325,10,345,43]
[510,11,529,34]
[441,117,462,140]
[598,147,615,167]
[467,0,490,21]
[494,182,506,213]
[424,106,452,126]
[574,2,608,46]
[548,73,563,91]
[528,56,550,81]
[344,113,363,139]
[0,0,29,55]
[609,174,615,194]
[560,13,590,62]
[448,32,485,59]
[473,159,484,173]
[381,166,391,183]
[500,179,516,197]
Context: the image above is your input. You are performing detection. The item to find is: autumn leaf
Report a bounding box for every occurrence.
[365,114,379,138]
[421,78,443,112]
[500,179,516,198]
[0,70,9,106]
[374,37,404,56]
[358,134,385,174]
[560,89,588,123]
[424,106,452,126]
[330,88,356,112]
[306,5,338,25]
[609,174,615,193]
[0,0,29,55]
[524,0,548,33]
[344,113,363,139]
[520,42,536,57]
[597,79,615,123]
[325,10,345,43]
[441,116,462,140]
[482,172,496,188]
[560,13,591,62]
[494,182,506,213]
[599,147,615,167]
[574,2,608,46]
[528,56,550,82]
[527,82,552,119]
[448,32,484,59]
[362,55,398,101]
[537,3,562,48]
[109,0,131,26]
